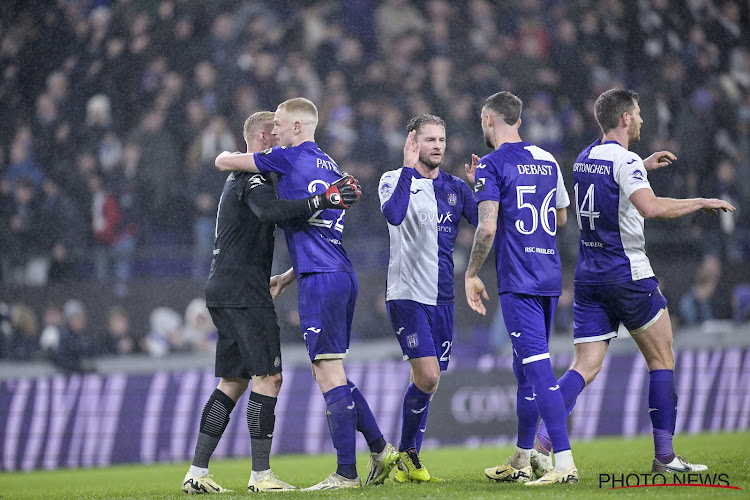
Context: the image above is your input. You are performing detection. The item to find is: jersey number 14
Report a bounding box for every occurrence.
[574,182,600,230]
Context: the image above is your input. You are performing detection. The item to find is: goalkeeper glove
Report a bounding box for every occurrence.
[307,174,362,211]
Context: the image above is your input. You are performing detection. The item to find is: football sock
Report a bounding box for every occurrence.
[524,358,571,453]
[513,354,539,449]
[346,380,385,454]
[247,392,277,472]
[192,389,235,468]
[511,446,532,468]
[536,370,585,451]
[323,385,358,479]
[554,449,575,472]
[415,404,430,453]
[649,369,677,463]
[399,383,432,452]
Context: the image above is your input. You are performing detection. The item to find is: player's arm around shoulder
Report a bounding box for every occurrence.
[215,151,260,172]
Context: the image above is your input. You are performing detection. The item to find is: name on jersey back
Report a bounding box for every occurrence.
[517,164,554,175]
[573,162,612,175]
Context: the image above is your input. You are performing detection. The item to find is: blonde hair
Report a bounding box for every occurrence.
[243,111,275,144]
[277,97,318,125]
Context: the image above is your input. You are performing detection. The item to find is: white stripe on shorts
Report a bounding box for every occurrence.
[573,331,618,344]
[522,353,551,364]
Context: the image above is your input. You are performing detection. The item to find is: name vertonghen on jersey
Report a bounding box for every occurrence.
[573,162,612,175]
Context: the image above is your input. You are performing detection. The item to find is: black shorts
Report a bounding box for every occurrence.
[208,306,282,379]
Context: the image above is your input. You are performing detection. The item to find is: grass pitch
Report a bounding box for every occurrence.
[1,432,747,499]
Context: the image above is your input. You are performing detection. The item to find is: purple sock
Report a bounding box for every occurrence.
[323,385,357,479]
[415,404,430,453]
[399,383,432,452]
[346,380,385,453]
[524,358,570,453]
[513,355,539,449]
[537,369,585,451]
[649,369,677,462]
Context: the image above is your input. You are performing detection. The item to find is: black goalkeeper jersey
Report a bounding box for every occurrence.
[205,172,278,308]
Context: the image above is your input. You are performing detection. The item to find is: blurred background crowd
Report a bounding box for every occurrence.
[0,0,748,368]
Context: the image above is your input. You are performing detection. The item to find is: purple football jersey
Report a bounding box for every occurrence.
[254,142,353,274]
[474,141,569,296]
[572,140,654,284]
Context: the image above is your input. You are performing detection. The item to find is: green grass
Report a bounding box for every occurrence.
[1,432,747,499]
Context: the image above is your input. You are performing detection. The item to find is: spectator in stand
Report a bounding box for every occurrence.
[1,177,48,285]
[88,172,135,291]
[6,304,40,361]
[51,300,98,373]
[733,285,750,324]
[144,306,185,357]
[182,298,217,353]
[39,303,63,353]
[101,306,137,355]
[679,255,722,326]
[41,175,87,282]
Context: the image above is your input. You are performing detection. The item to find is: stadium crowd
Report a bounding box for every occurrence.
[1,0,749,364]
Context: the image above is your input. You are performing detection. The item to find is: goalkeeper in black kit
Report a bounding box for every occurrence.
[182,111,361,494]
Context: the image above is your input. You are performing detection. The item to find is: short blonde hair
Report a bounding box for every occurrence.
[277,97,318,124]
[243,111,275,143]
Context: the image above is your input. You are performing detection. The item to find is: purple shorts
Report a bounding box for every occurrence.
[499,293,558,365]
[386,300,454,371]
[297,272,357,361]
[573,277,668,344]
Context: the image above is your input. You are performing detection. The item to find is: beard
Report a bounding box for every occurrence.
[419,150,442,169]
[484,131,494,149]
[628,121,641,144]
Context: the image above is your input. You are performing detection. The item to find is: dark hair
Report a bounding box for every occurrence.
[594,89,640,133]
[406,114,446,135]
[483,91,523,125]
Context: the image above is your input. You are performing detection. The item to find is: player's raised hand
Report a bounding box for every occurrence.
[403,130,419,168]
[465,275,490,316]
[700,198,736,215]
[643,151,677,171]
[464,154,481,184]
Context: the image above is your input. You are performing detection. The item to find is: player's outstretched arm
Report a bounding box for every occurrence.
[215,151,260,172]
[464,200,498,315]
[643,151,677,172]
[629,188,736,220]
[270,267,296,299]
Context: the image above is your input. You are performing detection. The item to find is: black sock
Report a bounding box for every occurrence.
[247,392,277,472]
[192,389,235,468]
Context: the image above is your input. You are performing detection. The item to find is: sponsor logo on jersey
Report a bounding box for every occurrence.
[411,188,423,195]
[380,182,392,195]
[510,331,521,337]
[626,158,638,165]
[407,333,418,348]
[306,327,321,334]
[630,168,645,182]
[396,327,405,336]
[475,178,485,193]
[274,356,281,368]
[228,173,236,181]
[447,192,457,206]
[476,163,487,169]
[260,147,274,155]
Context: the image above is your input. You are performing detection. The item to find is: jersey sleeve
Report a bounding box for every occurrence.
[253,146,293,175]
[555,163,570,209]
[615,152,652,199]
[474,156,500,202]
[379,167,414,226]
[459,179,479,226]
